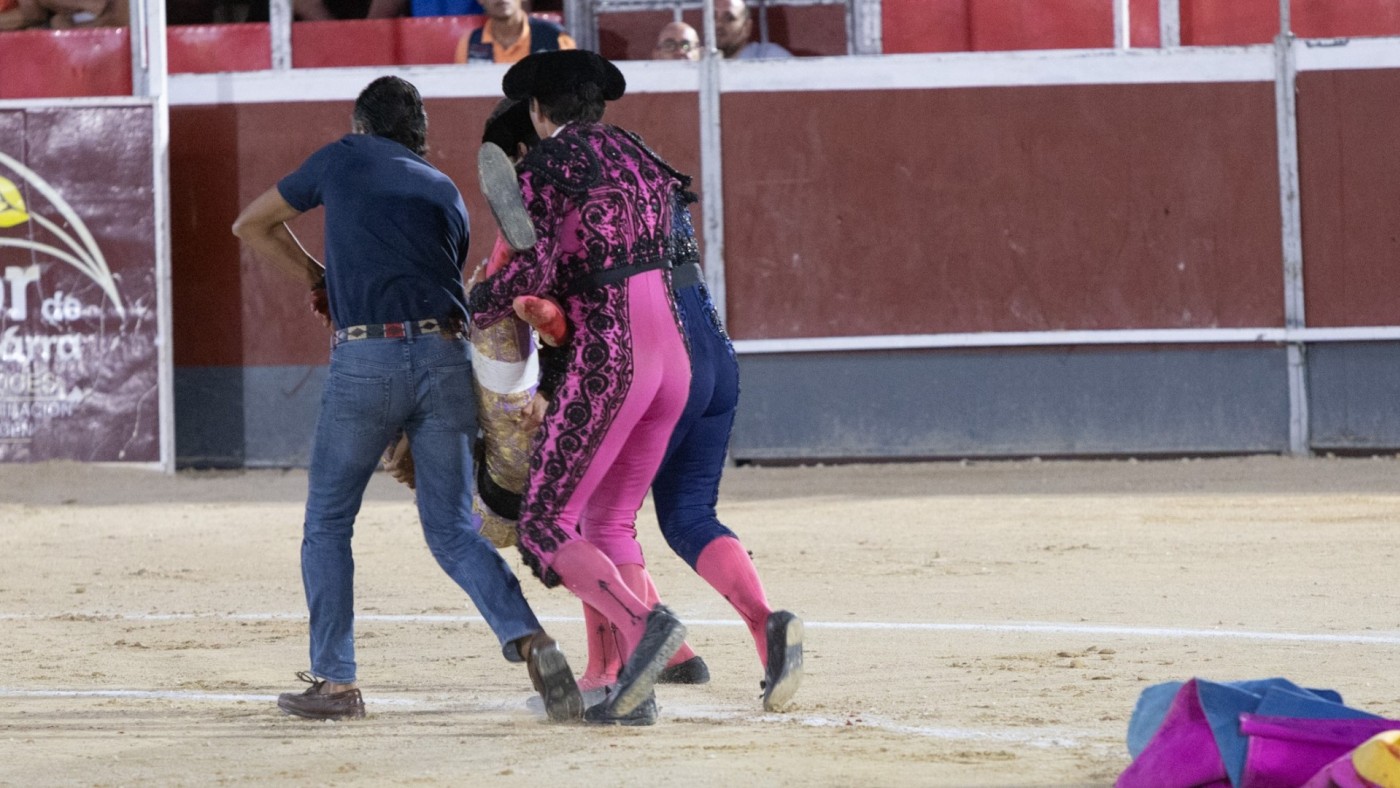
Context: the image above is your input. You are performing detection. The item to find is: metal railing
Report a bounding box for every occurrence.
[563,0,881,56]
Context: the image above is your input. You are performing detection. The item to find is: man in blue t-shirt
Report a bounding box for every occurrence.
[232,75,581,724]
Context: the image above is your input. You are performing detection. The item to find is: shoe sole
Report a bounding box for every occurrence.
[584,702,657,727]
[658,656,710,685]
[477,142,537,252]
[763,614,804,712]
[611,617,687,717]
[532,643,584,722]
[276,697,365,721]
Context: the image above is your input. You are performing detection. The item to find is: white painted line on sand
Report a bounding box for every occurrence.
[0,688,1096,746]
[0,688,417,706]
[3,611,1399,646]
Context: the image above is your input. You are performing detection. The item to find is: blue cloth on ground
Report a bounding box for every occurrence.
[1125,678,1360,787]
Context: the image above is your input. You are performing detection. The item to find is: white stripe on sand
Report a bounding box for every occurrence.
[3,611,1399,646]
[0,688,1092,747]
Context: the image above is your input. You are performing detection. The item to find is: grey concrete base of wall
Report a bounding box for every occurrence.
[173,342,1400,467]
[176,365,326,468]
[1308,341,1400,452]
[730,345,1294,461]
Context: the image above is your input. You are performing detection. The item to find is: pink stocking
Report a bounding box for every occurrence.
[617,563,696,667]
[694,536,773,665]
[578,602,621,691]
[550,540,651,658]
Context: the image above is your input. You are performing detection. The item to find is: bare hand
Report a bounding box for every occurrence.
[309,283,331,328]
[383,434,416,489]
[521,393,549,431]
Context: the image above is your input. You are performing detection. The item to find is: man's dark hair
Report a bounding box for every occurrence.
[353,76,429,157]
[536,82,606,126]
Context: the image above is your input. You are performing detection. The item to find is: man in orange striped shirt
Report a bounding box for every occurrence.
[454,0,575,64]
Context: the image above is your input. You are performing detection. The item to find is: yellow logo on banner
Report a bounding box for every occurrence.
[0,176,29,229]
[0,154,123,317]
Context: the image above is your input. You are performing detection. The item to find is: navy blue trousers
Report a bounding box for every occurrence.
[651,282,740,568]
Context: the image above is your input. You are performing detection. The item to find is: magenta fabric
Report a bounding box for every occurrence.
[466,122,686,588]
[1240,715,1400,788]
[574,272,692,567]
[1117,680,1232,788]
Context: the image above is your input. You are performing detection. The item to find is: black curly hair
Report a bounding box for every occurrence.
[353,76,429,157]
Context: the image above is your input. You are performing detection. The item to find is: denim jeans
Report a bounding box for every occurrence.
[302,333,540,683]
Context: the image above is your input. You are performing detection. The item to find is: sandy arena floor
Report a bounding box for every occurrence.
[2,456,1398,786]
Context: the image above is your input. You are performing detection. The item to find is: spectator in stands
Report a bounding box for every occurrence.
[0,0,126,28]
[652,20,699,61]
[0,0,29,27]
[714,0,790,60]
[455,0,574,64]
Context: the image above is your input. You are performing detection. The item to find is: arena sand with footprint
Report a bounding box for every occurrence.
[2,456,1398,785]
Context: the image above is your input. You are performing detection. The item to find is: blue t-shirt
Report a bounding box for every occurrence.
[278,134,469,329]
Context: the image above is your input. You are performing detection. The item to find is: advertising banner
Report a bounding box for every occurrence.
[0,104,161,463]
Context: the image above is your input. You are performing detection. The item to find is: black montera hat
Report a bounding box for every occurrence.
[502,50,626,103]
[482,98,539,152]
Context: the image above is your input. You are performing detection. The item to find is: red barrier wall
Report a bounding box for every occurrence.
[719,83,1283,340]
[0,28,132,99]
[1296,68,1400,328]
[11,3,1400,99]
[150,65,1400,399]
[169,91,699,368]
[169,105,245,368]
[169,24,272,73]
[1,15,486,97]
[880,0,1400,51]
[291,15,481,67]
[881,0,971,53]
[970,0,1116,50]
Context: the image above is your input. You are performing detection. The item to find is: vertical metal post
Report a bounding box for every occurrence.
[1274,0,1308,455]
[134,0,176,472]
[564,0,597,54]
[1158,0,1180,47]
[699,0,727,325]
[850,0,882,56]
[1113,0,1130,49]
[130,0,150,94]
[270,0,293,70]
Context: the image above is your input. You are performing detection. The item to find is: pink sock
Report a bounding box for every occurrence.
[694,536,773,665]
[550,540,651,657]
[618,563,696,667]
[578,602,621,691]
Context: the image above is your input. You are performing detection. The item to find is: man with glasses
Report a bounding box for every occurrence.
[651,20,700,61]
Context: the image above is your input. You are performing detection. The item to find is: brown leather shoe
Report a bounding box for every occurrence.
[521,632,583,722]
[277,671,366,721]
